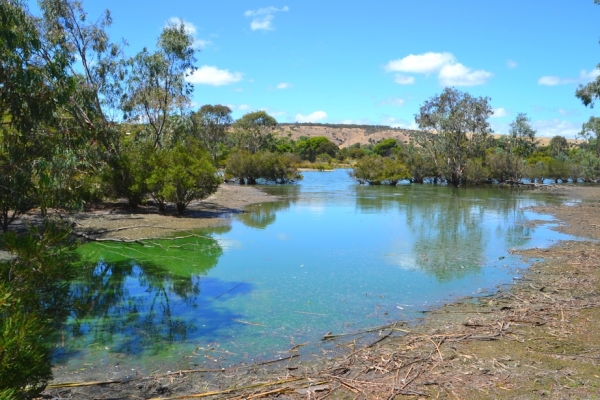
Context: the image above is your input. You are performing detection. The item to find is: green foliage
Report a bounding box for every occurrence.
[146,140,221,214]
[225,150,263,184]
[0,220,77,398]
[372,138,398,157]
[546,159,569,183]
[351,156,410,185]
[231,111,278,154]
[508,113,537,158]
[191,104,232,164]
[413,87,493,186]
[549,135,568,158]
[580,151,600,181]
[348,146,365,159]
[260,153,303,184]
[295,136,339,162]
[579,116,600,157]
[400,143,439,184]
[465,158,489,184]
[225,151,302,185]
[486,151,522,182]
[104,139,153,207]
[122,22,196,149]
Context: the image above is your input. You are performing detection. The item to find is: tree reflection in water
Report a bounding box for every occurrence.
[54,225,251,362]
[236,185,299,230]
[355,185,536,282]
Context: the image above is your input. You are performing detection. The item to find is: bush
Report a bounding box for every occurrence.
[351,156,410,185]
[146,139,221,214]
[226,151,302,184]
[465,158,489,184]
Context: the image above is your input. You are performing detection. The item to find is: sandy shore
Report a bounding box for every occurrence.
[43,185,600,399]
[69,184,279,240]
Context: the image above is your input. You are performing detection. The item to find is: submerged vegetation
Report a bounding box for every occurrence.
[2,0,600,397]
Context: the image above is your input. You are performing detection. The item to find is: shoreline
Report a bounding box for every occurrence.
[67,183,281,241]
[43,185,600,399]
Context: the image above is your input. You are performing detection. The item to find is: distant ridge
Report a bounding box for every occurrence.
[278,123,419,148]
[276,123,578,148]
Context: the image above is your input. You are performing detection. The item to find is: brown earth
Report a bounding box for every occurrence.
[274,123,582,149]
[65,184,279,241]
[43,185,600,399]
[278,124,414,148]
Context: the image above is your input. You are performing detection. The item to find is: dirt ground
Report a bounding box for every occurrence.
[42,185,600,399]
[65,183,279,241]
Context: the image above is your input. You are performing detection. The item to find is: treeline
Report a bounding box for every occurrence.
[351,88,600,187]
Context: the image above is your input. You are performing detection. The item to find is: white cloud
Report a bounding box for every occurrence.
[192,39,212,49]
[245,6,289,31]
[340,118,373,125]
[384,52,492,86]
[226,104,252,111]
[276,82,292,89]
[507,59,518,69]
[377,97,405,107]
[380,116,418,130]
[531,119,581,139]
[393,75,415,85]
[385,52,456,74]
[491,107,508,118]
[295,111,327,123]
[186,66,243,86]
[438,63,493,86]
[538,69,600,86]
[244,6,289,17]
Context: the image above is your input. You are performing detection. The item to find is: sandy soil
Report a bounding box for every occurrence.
[42,185,600,399]
[68,184,279,241]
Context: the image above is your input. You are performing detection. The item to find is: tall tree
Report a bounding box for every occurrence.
[413,87,493,186]
[579,116,600,157]
[231,111,277,154]
[122,22,196,149]
[191,104,232,163]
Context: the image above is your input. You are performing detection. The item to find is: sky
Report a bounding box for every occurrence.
[29,1,600,138]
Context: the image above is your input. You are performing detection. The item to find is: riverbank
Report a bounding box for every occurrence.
[66,184,280,241]
[42,185,600,399]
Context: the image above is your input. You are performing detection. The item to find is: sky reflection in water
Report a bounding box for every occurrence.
[53,170,574,375]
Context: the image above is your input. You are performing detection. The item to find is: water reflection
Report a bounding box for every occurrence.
[355,185,538,281]
[53,226,252,364]
[236,185,299,229]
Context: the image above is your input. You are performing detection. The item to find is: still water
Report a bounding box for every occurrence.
[53,170,575,376]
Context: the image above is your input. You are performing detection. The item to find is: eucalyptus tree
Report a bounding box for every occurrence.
[231,111,278,153]
[39,0,127,152]
[413,87,493,186]
[191,104,233,163]
[0,0,84,228]
[502,112,537,180]
[122,22,196,149]
[579,116,600,157]
[549,135,569,158]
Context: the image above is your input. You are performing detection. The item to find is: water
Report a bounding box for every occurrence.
[52,170,576,376]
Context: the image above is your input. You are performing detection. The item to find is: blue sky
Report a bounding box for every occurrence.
[31,1,600,138]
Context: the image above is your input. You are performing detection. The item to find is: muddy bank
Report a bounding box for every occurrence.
[43,185,600,399]
[67,184,279,241]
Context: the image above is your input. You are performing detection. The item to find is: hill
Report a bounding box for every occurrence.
[277,123,581,148]
[277,123,418,148]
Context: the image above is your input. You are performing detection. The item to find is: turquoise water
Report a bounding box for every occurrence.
[52,170,575,377]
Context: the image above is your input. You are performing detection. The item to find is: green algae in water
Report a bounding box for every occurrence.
[52,171,578,377]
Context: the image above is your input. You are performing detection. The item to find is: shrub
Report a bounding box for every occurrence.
[147,139,221,214]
